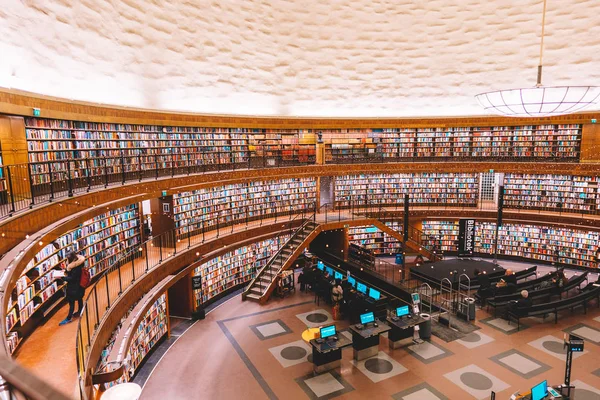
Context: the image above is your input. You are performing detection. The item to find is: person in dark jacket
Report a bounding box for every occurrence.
[505,290,532,319]
[475,269,491,305]
[59,251,86,326]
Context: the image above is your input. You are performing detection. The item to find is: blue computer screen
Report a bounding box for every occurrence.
[325,267,334,276]
[360,312,375,324]
[369,287,381,300]
[356,282,367,294]
[320,325,336,339]
[347,276,356,287]
[396,305,410,317]
[317,260,324,271]
[531,380,547,400]
[334,271,343,280]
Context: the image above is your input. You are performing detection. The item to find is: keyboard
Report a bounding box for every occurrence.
[394,319,408,328]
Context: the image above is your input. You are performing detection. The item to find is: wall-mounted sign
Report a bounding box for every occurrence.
[192,276,202,290]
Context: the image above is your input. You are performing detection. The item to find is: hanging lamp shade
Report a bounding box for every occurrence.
[475,86,600,117]
[476,0,600,117]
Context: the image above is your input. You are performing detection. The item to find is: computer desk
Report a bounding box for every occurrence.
[348,320,391,360]
[309,336,353,374]
[509,385,567,399]
[386,314,428,349]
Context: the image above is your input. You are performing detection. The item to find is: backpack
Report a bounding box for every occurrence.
[80,267,91,288]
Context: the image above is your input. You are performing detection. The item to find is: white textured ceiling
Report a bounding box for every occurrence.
[1,0,599,117]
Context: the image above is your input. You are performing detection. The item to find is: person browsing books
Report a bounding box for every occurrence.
[59,251,86,326]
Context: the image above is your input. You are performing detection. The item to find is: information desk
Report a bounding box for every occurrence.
[348,320,391,360]
[309,336,353,374]
[386,315,428,349]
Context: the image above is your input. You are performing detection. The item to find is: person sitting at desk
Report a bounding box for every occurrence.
[504,290,532,319]
[331,279,344,304]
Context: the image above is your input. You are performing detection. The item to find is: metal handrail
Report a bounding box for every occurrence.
[243,206,317,296]
[74,205,313,399]
[0,155,315,221]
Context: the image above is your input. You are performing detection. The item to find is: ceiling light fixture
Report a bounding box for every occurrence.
[475,0,600,117]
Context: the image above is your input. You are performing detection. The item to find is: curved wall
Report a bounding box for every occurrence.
[2,1,600,116]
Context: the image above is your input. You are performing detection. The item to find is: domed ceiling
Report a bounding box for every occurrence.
[1,0,599,117]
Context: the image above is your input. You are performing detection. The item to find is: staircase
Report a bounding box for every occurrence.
[243,219,320,303]
[371,220,441,262]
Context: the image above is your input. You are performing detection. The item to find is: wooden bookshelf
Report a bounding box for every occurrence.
[347,222,403,255]
[503,174,598,214]
[97,293,169,387]
[474,222,599,268]
[334,173,479,208]
[172,178,316,238]
[192,236,290,306]
[321,125,581,162]
[24,118,317,191]
[5,204,141,351]
[421,220,460,252]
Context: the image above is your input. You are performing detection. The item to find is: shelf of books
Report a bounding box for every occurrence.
[334,173,479,208]
[322,125,581,163]
[421,221,460,252]
[475,222,599,268]
[123,294,168,379]
[348,222,403,255]
[96,293,168,387]
[192,236,290,306]
[503,174,599,214]
[248,130,315,165]
[322,129,380,162]
[5,203,141,352]
[173,178,317,238]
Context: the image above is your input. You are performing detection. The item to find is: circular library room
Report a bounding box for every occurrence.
[1,1,600,399]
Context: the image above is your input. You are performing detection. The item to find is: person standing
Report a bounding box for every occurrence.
[59,251,86,326]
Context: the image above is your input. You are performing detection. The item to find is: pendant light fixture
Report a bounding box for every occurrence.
[475,0,600,117]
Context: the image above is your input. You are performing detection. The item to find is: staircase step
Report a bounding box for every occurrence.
[245,293,261,301]
[250,287,263,295]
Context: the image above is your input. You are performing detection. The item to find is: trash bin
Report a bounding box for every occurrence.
[465,297,476,321]
[419,313,432,339]
[395,253,404,265]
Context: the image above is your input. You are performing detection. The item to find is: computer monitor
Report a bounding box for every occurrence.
[334,271,343,281]
[325,266,334,276]
[347,276,356,288]
[320,325,336,339]
[356,282,367,294]
[411,293,420,304]
[360,312,375,325]
[317,260,324,271]
[369,287,381,301]
[531,380,547,400]
[396,305,410,317]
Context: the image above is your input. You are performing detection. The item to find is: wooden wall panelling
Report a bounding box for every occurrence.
[581,123,600,162]
[2,89,600,129]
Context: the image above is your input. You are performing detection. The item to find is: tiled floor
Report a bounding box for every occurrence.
[138,268,600,400]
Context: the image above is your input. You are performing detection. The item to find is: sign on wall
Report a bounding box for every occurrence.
[458,219,475,256]
[191,276,202,291]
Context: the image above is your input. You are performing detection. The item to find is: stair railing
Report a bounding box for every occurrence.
[243,206,317,297]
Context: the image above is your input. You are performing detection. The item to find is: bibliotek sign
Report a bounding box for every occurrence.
[458,219,475,256]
